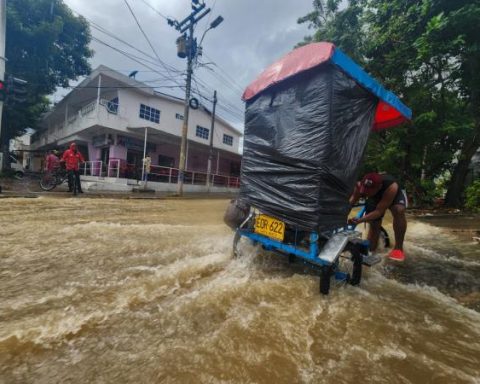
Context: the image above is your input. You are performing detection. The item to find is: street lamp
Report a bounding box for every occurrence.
[199,16,224,47]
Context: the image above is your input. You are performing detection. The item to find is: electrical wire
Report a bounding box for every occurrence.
[69,5,185,87]
[91,37,182,88]
[203,53,246,93]
[192,74,244,117]
[122,0,180,82]
[89,22,182,76]
[137,0,170,21]
[70,2,243,127]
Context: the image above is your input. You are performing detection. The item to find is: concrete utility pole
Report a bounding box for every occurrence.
[168,1,223,196]
[0,0,6,172]
[177,21,194,196]
[206,90,217,191]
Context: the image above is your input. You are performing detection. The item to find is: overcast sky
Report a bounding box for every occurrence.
[61,0,315,131]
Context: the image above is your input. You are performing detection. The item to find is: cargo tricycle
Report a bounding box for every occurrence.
[229,42,411,294]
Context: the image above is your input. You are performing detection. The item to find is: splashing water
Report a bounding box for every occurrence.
[0,197,479,383]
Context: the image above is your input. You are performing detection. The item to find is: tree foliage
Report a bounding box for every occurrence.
[298,0,480,207]
[3,0,93,143]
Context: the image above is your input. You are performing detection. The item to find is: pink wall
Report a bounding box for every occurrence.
[110,145,127,160]
[88,144,101,161]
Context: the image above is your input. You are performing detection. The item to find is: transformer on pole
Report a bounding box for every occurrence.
[168,1,223,196]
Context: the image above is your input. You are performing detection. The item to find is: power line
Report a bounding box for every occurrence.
[89,22,180,75]
[191,83,243,122]
[69,6,185,87]
[122,0,180,82]
[91,37,170,75]
[203,53,246,93]
[91,37,183,89]
[137,0,170,20]
[192,74,244,116]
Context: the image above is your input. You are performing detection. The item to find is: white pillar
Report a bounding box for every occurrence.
[96,74,102,112]
[141,127,148,182]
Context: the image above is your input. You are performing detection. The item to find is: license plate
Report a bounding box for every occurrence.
[254,214,285,241]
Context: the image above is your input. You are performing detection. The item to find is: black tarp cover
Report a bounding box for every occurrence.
[239,64,377,232]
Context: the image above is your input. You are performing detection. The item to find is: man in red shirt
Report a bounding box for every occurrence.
[61,143,85,195]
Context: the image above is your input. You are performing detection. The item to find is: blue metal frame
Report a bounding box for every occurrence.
[331,49,412,120]
[238,229,326,266]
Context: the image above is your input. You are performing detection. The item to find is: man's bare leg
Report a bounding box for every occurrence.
[390,204,407,250]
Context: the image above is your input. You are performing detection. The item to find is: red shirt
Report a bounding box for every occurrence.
[62,149,85,171]
[45,154,60,171]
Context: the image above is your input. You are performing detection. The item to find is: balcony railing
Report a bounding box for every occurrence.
[79,160,240,189]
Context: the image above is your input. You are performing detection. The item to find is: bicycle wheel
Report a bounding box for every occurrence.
[320,265,333,295]
[39,173,57,191]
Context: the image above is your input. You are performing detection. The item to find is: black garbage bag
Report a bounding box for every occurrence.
[240,64,377,232]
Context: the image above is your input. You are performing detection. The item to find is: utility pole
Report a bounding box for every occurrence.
[168,1,223,196]
[178,21,194,196]
[206,90,217,191]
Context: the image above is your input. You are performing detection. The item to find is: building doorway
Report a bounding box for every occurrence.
[101,147,110,174]
[127,150,143,180]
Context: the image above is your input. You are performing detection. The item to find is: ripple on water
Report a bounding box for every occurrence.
[1,198,480,383]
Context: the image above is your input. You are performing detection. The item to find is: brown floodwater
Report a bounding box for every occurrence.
[0,196,479,383]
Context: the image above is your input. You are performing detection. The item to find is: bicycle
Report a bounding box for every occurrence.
[39,168,70,191]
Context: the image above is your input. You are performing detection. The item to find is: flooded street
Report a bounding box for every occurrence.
[1,196,479,383]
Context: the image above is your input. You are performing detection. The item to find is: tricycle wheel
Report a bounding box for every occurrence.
[349,246,363,286]
[380,226,390,248]
[320,265,333,295]
[232,231,241,258]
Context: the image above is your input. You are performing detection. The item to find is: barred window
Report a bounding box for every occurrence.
[175,113,184,120]
[139,104,160,124]
[223,134,233,146]
[196,125,209,140]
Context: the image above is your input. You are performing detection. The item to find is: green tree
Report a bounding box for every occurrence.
[298,0,480,207]
[416,1,480,207]
[297,0,365,62]
[2,0,92,150]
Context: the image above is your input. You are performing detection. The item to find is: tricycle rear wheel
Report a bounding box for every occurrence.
[320,265,333,295]
[349,246,363,286]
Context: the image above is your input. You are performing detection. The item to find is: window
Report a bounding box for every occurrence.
[139,104,160,123]
[158,155,175,168]
[196,125,209,140]
[175,113,184,120]
[223,134,233,146]
[107,97,119,114]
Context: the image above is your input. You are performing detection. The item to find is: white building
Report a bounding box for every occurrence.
[30,65,242,190]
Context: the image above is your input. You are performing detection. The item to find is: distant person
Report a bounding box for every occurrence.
[143,154,151,182]
[61,143,85,195]
[349,172,408,261]
[45,150,60,172]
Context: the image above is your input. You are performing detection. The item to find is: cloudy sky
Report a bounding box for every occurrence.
[61,0,315,131]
